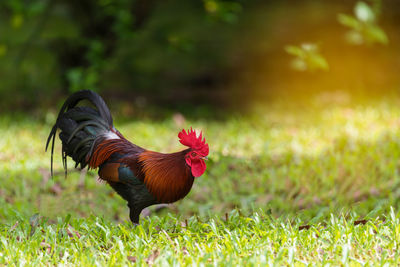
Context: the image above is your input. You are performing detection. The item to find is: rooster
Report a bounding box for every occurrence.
[46,90,209,224]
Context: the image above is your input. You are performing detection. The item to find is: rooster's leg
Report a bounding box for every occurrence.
[128,204,140,224]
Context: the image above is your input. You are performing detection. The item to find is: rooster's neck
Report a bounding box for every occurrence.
[137,149,194,203]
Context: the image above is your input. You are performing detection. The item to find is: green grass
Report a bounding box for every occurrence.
[1,94,400,264]
[1,210,400,265]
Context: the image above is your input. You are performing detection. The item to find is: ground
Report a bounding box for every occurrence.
[0,93,400,265]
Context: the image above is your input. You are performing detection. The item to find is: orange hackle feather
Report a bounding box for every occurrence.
[138,150,193,203]
[98,162,121,182]
[88,131,132,169]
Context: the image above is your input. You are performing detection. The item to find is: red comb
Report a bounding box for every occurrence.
[178,128,209,156]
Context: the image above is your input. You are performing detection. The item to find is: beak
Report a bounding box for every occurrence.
[201,156,208,160]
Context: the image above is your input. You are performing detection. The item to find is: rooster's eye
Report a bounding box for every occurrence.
[191,152,197,157]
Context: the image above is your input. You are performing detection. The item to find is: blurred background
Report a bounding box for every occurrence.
[0,0,399,111]
[1,0,400,223]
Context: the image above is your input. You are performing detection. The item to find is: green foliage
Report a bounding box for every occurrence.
[0,0,244,108]
[0,0,397,109]
[66,41,105,92]
[338,1,388,45]
[0,44,7,57]
[285,43,329,72]
[203,0,242,23]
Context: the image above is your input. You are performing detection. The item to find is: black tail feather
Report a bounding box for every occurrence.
[46,90,113,177]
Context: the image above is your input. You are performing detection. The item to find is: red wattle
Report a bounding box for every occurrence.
[191,160,206,177]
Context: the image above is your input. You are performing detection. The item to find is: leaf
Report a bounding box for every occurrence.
[11,14,23,28]
[337,14,361,30]
[67,225,81,239]
[341,244,350,264]
[146,250,160,265]
[355,1,375,22]
[345,31,364,45]
[309,54,329,71]
[286,43,329,72]
[9,221,19,232]
[204,1,218,13]
[301,43,318,52]
[64,214,72,226]
[40,240,52,254]
[290,58,307,71]
[0,45,7,57]
[285,45,304,57]
[180,220,188,228]
[339,1,387,46]
[354,219,368,225]
[127,256,137,262]
[299,225,311,231]
[366,25,389,45]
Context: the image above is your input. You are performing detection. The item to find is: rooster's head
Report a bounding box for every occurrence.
[178,128,209,177]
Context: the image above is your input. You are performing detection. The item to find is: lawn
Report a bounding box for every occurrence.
[1,93,400,265]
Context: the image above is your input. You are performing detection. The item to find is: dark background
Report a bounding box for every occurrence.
[0,0,399,112]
